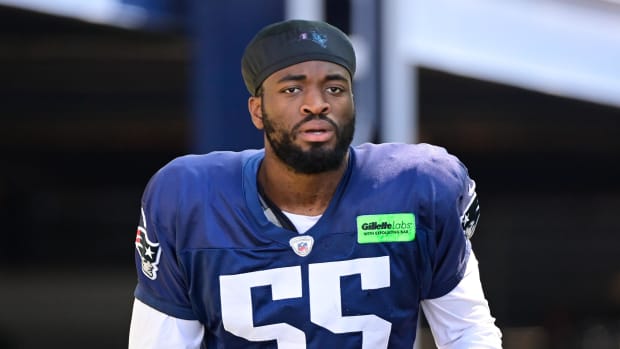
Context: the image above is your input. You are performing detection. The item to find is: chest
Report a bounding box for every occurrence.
[179,226,428,348]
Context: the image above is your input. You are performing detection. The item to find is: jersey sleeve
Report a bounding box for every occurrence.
[421,252,502,348]
[420,147,478,299]
[133,160,198,320]
[129,298,205,349]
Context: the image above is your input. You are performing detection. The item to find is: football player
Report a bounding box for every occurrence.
[129,19,502,349]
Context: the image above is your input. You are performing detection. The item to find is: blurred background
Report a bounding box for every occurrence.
[0,0,619,348]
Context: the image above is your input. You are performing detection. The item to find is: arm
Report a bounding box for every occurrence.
[130,160,204,347]
[421,252,502,349]
[129,298,205,349]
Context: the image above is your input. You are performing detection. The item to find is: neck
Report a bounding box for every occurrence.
[258,151,348,216]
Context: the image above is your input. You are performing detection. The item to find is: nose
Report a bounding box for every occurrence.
[300,88,330,116]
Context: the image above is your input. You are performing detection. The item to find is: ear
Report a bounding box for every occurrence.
[248,96,264,130]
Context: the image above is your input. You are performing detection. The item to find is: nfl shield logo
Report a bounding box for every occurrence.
[289,235,314,257]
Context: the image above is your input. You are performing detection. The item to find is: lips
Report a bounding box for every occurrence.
[296,119,335,142]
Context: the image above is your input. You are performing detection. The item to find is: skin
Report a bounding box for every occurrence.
[248,60,355,216]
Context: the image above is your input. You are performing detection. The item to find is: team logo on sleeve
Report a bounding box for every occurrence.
[461,189,480,239]
[135,208,162,280]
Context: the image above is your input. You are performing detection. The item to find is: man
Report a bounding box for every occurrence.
[129,19,502,348]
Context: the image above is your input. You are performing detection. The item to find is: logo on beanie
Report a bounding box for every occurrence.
[298,30,327,48]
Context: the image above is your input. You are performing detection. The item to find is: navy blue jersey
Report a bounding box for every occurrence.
[133,143,475,348]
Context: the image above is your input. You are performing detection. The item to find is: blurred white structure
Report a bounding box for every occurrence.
[382,0,620,142]
[0,0,149,28]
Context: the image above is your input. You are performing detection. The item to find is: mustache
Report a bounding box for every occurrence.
[291,114,338,134]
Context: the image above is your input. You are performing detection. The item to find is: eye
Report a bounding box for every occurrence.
[326,86,344,94]
[282,87,301,94]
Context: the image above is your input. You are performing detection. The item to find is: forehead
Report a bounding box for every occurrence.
[263,60,351,86]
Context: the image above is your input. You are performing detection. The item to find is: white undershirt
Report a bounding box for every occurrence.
[282,211,322,234]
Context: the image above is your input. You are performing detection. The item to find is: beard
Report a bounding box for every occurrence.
[261,105,355,174]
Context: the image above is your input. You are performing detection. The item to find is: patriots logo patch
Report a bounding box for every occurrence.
[135,208,161,280]
[461,188,480,240]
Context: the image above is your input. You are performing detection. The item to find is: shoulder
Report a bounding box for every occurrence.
[147,149,262,190]
[140,149,262,229]
[352,142,469,185]
[158,149,261,177]
[143,149,262,204]
[353,142,460,164]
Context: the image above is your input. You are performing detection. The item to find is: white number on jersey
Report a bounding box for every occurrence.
[219,256,392,348]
